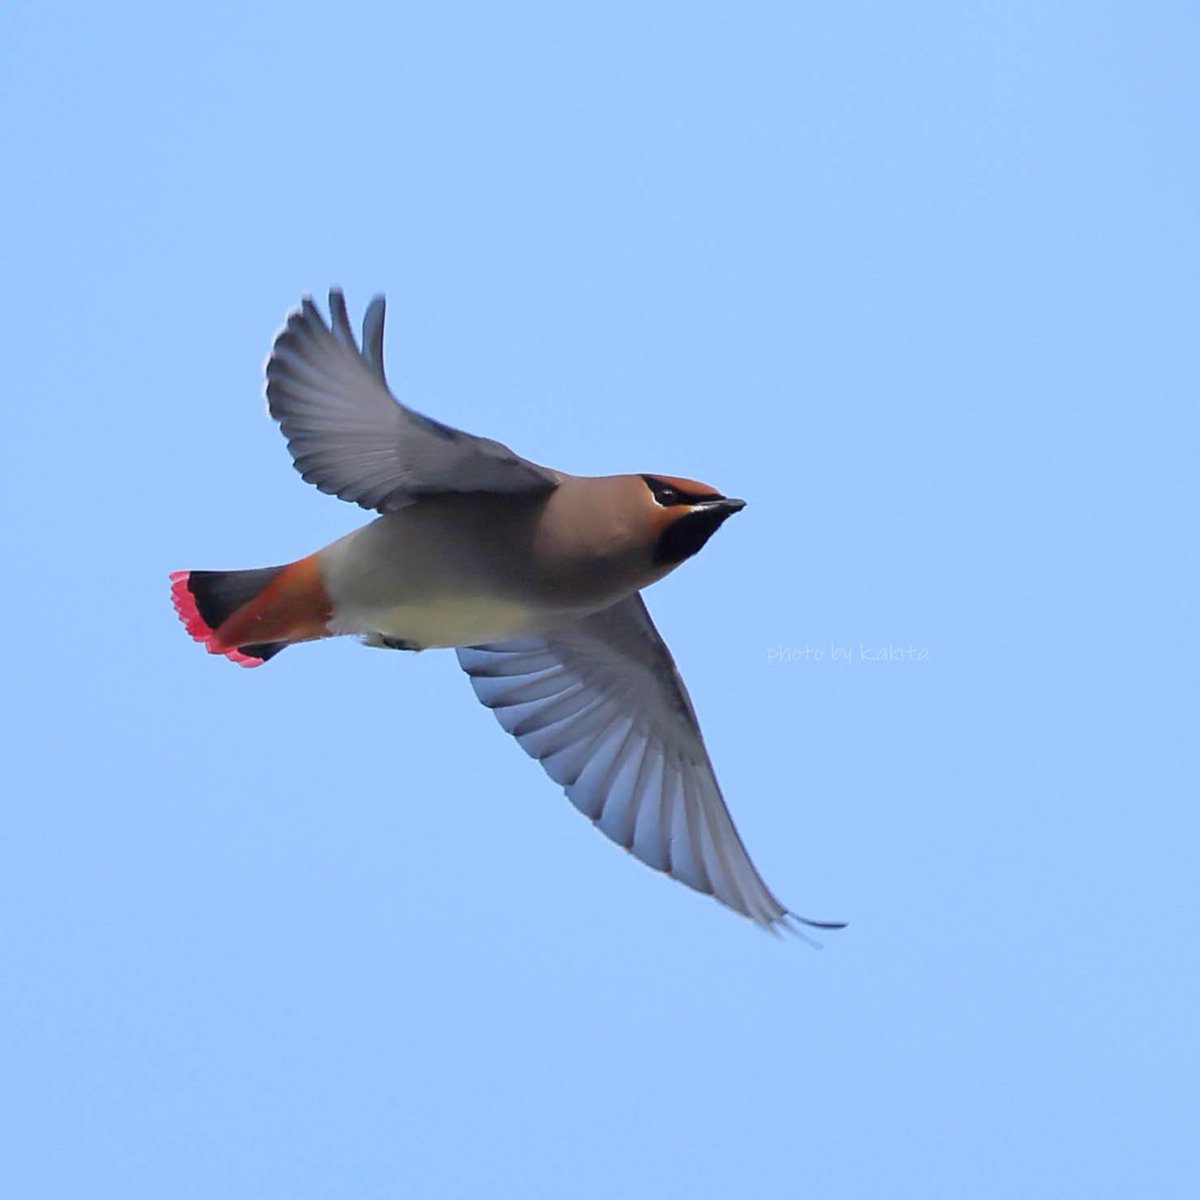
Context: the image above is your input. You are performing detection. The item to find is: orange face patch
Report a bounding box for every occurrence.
[644,474,725,499]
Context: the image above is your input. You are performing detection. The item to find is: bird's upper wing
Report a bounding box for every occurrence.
[264,289,560,511]
[456,594,843,934]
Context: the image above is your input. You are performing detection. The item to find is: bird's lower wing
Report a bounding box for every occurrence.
[457,594,843,933]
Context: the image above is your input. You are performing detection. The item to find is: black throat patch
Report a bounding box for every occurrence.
[653,506,736,566]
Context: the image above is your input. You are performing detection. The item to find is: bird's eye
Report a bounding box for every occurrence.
[641,474,724,507]
[642,475,688,506]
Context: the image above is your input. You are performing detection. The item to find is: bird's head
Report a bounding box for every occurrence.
[638,474,746,567]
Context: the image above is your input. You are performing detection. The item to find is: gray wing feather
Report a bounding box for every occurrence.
[457,594,843,934]
[265,289,559,511]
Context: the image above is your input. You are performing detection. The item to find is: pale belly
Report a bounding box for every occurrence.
[329,594,545,649]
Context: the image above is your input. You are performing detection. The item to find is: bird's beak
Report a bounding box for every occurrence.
[703,497,746,515]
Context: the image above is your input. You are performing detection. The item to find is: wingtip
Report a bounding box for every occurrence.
[362,294,388,383]
[772,911,847,947]
[328,288,356,348]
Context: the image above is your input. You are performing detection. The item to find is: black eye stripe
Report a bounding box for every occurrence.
[640,475,723,506]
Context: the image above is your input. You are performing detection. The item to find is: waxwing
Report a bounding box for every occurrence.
[171,290,843,936]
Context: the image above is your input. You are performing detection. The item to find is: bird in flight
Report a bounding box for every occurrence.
[170,290,843,936]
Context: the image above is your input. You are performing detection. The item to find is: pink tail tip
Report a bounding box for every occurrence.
[169,571,266,668]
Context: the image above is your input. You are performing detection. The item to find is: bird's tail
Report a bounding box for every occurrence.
[169,557,331,668]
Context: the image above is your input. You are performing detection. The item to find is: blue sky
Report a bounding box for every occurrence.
[3,2,1197,1196]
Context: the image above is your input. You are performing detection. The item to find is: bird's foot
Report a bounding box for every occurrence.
[363,633,424,652]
